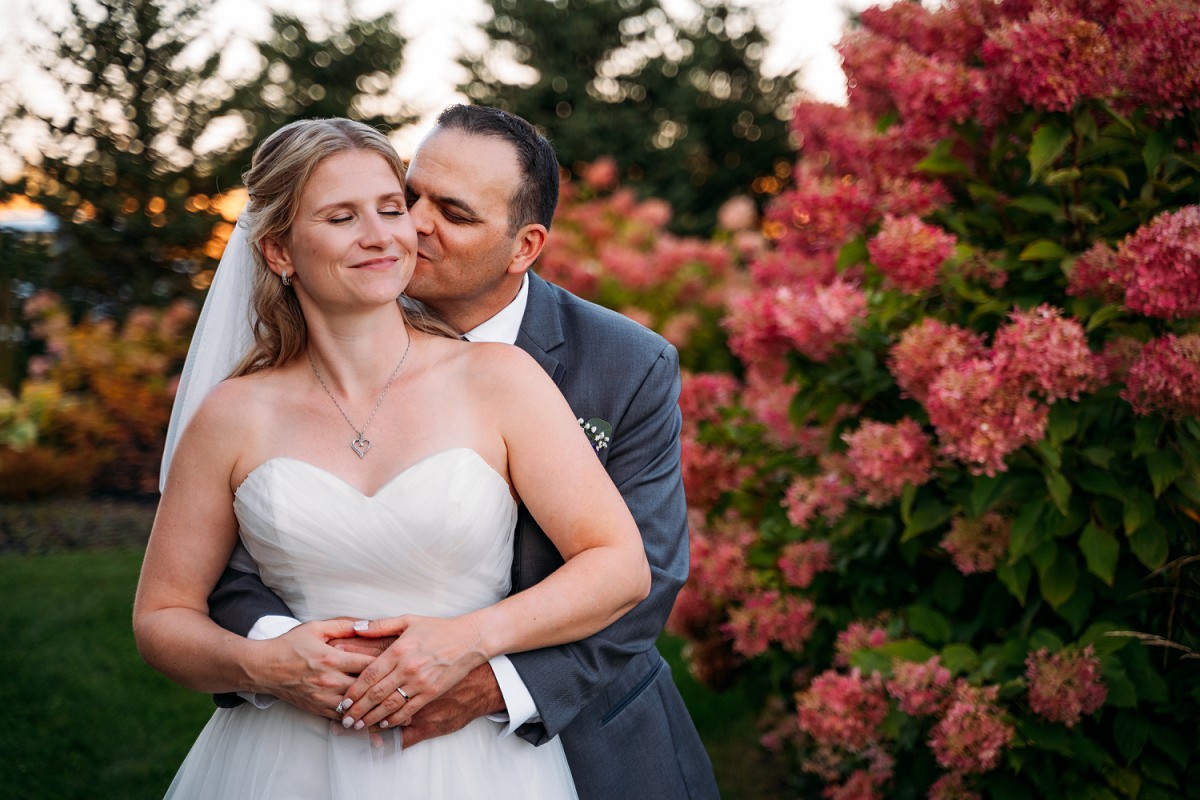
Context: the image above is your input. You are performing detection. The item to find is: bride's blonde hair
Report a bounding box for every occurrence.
[231,118,456,377]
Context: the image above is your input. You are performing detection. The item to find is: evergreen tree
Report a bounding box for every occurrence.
[461,0,799,233]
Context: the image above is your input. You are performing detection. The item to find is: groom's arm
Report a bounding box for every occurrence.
[209,565,295,638]
[507,341,689,744]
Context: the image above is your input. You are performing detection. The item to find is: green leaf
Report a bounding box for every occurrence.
[966,474,1007,516]
[901,501,954,542]
[1133,418,1163,458]
[1039,548,1079,608]
[1076,468,1123,498]
[1169,151,1200,175]
[1113,710,1149,761]
[1081,446,1116,467]
[1128,520,1168,570]
[1079,621,1133,655]
[907,605,953,645]
[916,139,970,175]
[1009,194,1064,218]
[1153,730,1191,769]
[1144,448,1185,497]
[1122,488,1155,534]
[1079,521,1119,585]
[1140,753,1179,788]
[996,559,1032,604]
[1047,404,1079,445]
[1100,659,1138,708]
[939,643,980,674]
[1009,500,1048,561]
[1046,470,1072,517]
[1084,164,1131,190]
[900,482,916,526]
[836,236,869,270]
[1143,129,1171,176]
[1029,122,1073,181]
[1035,438,1062,470]
[877,638,938,663]
[1044,167,1084,185]
[1019,239,1070,261]
[1085,303,1124,332]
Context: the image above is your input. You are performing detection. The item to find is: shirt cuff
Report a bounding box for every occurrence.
[486,655,541,736]
[236,615,303,708]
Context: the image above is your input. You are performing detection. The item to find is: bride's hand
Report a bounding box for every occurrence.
[334,615,489,731]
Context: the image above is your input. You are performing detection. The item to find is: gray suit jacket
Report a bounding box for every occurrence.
[209,273,717,799]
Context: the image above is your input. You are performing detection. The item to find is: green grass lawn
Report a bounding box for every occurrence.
[0,502,788,799]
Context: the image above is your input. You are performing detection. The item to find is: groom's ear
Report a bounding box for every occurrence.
[506,223,548,275]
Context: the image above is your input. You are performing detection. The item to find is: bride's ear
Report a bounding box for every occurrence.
[260,236,292,278]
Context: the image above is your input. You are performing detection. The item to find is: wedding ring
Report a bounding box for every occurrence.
[397,687,411,701]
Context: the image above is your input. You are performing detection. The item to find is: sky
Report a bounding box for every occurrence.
[0,0,876,172]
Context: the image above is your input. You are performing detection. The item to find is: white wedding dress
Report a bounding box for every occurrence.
[165,448,579,799]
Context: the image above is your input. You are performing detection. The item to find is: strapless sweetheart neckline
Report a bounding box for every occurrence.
[235,446,510,501]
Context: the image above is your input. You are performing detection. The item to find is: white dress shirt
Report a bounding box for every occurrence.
[241,275,539,736]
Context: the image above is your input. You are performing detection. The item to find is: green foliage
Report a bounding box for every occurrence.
[461,0,798,233]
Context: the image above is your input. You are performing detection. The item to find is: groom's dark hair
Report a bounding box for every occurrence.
[434,104,560,234]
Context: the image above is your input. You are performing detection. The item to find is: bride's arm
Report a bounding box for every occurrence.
[337,346,650,730]
[133,381,371,698]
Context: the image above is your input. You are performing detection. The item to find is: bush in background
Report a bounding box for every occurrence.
[669,1,1200,797]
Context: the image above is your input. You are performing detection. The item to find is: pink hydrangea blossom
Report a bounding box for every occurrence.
[1026,646,1108,727]
[725,281,867,366]
[778,540,834,589]
[1066,241,1127,303]
[941,512,1012,575]
[785,455,858,529]
[1122,334,1200,418]
[723,590,817,657]
[681,438,751,507]
[843,418,937,505]
[982,11,1116,113]
[1096,336,1143,385]
[887,657,954,717]
[1112,1,1200,119]
[867,215,958,293]
[991,304,1100,402]
[796,669,891,751]
[679,372,740,433]
[685,524,757,602]
[835,621,892,668]
[889,50,990,140]
[766,173,879,257]
[889,319,987,404]
[1118,205,1200,320]
[838,29,904,119]
[929,682,1014,774]
[925,357,1050,476]
[928,772,981,800]
[823,768,886,800]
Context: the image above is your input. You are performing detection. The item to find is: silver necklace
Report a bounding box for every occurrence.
[306,336,412,459]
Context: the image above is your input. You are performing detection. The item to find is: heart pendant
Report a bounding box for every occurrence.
[351,437,372,459]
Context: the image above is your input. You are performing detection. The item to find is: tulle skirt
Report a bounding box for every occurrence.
[165,701,578,799]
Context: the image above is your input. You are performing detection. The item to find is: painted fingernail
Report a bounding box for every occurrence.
[353,620,369,632]
[354,720,365,731]
[342,717,355,729]
[335,699,352,715]
[379,720,389,729]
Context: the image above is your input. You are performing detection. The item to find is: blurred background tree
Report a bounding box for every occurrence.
[2,0,414,317]
[461,0,799,234]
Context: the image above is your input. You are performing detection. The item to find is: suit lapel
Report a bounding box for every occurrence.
[514,272,567,385]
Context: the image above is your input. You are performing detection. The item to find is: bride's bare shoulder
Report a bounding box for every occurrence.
[188,367,287,433]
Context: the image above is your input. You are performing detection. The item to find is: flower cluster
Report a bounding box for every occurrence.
[889,319,986,405]
[1118,205,1200,320]
[778,539,834,589]
[940,512,1012,575]
[1025,646,1108,727]
[785,456,858,529]
[1122,334,1200,418]
[982,11,1116,113]
[723,590,818,658]
[834,621,892,668]
[886,657,953,716]
[796,669,891,751]
[928,683,1014,774]
[725,280,867,365]
[928,772,982,800]
[867,214,958,293]
[842,417,936,505]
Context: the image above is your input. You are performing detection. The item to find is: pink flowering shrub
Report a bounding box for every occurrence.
[1025,646,1108,727]
[665,1,1200,797]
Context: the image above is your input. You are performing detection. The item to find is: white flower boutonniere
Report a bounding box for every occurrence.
[578,417,613,453]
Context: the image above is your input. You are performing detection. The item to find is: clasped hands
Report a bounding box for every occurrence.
[258,614,502,747]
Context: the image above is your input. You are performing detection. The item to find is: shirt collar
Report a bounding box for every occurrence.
[461,273,529,345]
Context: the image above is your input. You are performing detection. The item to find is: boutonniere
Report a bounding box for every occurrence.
[578,417,612,453]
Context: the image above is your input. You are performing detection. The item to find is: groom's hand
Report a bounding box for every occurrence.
[249,619,376,719]
[396,663,505,748]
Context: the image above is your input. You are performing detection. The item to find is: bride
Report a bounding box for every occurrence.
[132,118,649,799]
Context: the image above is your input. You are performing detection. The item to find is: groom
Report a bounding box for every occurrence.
[208,104,719,800]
